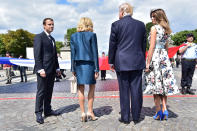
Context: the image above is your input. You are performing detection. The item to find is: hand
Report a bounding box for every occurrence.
[145,64,150,72]
[56,70,61,76]
[95,72,99,79]
[72,72,76,77]
[40,70,46,78]
[187,43,192,47]
[145,68,150,72]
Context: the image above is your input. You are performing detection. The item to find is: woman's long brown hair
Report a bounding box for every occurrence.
[150,9,172,35]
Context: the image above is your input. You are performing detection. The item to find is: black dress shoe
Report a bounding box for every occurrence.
[36,114,44,124]
[118,118,130,124]
[186,88,195,95]
[133,120,140,125]
[45,110,60,117]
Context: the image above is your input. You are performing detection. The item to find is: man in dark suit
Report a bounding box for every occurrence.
[108,3,146,124]
[34,18,61,124]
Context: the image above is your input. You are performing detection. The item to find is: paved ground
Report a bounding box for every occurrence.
[0,67,197,131]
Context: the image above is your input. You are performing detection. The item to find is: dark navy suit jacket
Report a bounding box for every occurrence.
[70,32,99,72]
[108,16,146,71]
[33,31,59,74]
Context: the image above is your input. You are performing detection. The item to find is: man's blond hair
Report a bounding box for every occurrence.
[119,3,133,16]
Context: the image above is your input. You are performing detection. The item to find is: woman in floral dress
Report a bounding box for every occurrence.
[144,9,179,120]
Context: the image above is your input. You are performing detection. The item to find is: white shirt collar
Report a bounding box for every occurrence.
[44,30,50,36]
[123,13,131,17]
[44,30,54,46]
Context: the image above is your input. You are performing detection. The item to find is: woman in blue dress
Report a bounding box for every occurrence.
[70,17,99,122]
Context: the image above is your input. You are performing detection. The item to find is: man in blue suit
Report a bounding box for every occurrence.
[34,18,61,124]
[108,3,146,124]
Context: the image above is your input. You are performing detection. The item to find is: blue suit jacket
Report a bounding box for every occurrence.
[33,31,59,74]
[108,16,147,71]
[70,32,99,72]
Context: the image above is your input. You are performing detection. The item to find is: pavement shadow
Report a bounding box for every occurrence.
[93,106,113,117]
[140,105,178,121]
[191,89,196,92]
[56,104,80,115]
[166,105,179,119]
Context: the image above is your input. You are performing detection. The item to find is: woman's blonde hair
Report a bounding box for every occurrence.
[77,17,93,32]
[150,9,172,34]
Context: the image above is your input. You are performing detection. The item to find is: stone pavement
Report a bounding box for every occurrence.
[0,69,34,82]
[0,68,197,131]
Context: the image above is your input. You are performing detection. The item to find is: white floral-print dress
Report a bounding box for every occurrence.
[143,25,179,96]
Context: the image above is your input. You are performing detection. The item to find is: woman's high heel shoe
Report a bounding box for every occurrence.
[162,110,168,120]
[153,110,163,120]
[87,112,98,121]
[81,113,87,122]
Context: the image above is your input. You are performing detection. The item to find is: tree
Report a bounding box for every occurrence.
[146,22,154,36]
[171,30,197,46]
[55,41,64,53]
[65,28,77,46]
[145,22,153,49]
[0,34,6,56]
[2,29,35,57]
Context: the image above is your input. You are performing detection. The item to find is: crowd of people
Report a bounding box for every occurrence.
[1,53,68,84]
[1,52,28,84]
[1,2,196,126]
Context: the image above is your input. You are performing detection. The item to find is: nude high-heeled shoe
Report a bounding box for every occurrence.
[81,112,87,122]
[87,112,98,121]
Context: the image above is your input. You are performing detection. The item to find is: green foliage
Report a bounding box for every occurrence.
[65,28,77,46]
[171,30,197,46]
[1,29,35,57]
[146,22,154,35]
[0,34,6,55]
[56,41,64,53]
[145,22,154,49]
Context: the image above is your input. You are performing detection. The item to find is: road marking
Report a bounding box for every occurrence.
[1,95,197,101]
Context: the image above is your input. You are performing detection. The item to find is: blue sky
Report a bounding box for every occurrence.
[56,0,78,5]
[56,0,104,5]
[0,0,196,54]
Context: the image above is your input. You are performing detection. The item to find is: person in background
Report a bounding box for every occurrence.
[171,58,175,68]
[19,55,27,82]
[175,54,181,68]
[70,17,99,122]
[179,33,197,95]
[55,53,66,82]
[100,52,107,80]
[3,52,12,84]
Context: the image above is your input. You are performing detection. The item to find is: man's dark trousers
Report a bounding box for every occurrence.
[181,59,196,88]
[20,67,27,82]
[117,70,143,122]
[101,70,106,79]
[35,72,55,115]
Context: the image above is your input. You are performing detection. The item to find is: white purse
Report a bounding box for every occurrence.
[71,76,77,93]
